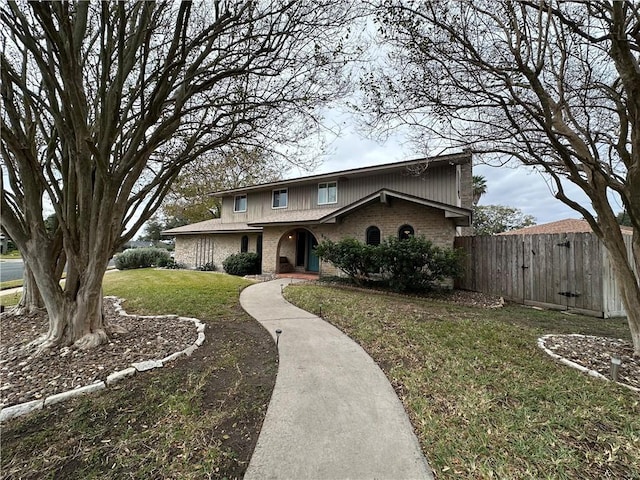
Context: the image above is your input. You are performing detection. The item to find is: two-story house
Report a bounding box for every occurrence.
[164,152,473,275]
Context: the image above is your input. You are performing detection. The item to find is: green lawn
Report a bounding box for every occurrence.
[0,279,22,292]
[1,269,277,480]
[284,284,640,480]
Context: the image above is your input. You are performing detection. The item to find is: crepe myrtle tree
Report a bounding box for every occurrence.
[0,0,356,351]
[365,0,640,355]
[16,214,66,314]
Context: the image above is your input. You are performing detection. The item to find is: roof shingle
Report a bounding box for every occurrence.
[498,218,633,236]
[248,208,341,226]
[162,219,261,235]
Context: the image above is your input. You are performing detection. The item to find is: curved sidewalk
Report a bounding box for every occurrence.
[240,279,433,480]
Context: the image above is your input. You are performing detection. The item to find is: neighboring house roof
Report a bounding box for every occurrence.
[162,219,261,235]
[498,218,634,236]
[209,152,471,196]
[125,240,154,248]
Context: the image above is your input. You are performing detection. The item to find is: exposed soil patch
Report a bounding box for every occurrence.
[421,288,506,308]
[542,334,639,390]
[0,297,197,409]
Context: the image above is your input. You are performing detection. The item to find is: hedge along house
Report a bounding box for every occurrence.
[163,153,473,275]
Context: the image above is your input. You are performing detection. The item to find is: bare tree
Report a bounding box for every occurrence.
[1,1,355,351]
[160,145,284,225]
[366,0,640,355]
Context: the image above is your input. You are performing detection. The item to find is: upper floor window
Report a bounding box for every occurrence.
[272,188,288,209]
[398,224,414,240]
[234,195,247,213]
[366,226,381,245]
[241,235,249,253]
[318,181,337,205]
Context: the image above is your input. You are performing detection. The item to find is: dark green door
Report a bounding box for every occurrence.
[307,234,319,272]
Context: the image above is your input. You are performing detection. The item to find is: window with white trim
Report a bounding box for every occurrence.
[318,181,337,205]
[234,195,247,212]
[272,188,288,208]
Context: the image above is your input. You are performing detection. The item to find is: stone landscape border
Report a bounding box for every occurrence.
[0,296,205,423]
[537,333,640,393]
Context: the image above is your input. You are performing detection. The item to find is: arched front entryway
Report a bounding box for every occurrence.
[276,228,319,273]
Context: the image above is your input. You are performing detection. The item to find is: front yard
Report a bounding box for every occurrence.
[2,272,638,479]
[1,270,277,479]
[284,284,640,479]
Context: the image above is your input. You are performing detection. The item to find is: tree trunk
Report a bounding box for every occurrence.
[18,233,115,353]
[14,262,44,314]
[600,228,640,357]
[35,277,109,352]
[15,237,65,315]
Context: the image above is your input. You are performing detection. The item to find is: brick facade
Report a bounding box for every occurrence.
[174,233,261,270]
[458,161,474,236]
[322,199,456,247]
[175,200,459,275]
[259,199,457,275]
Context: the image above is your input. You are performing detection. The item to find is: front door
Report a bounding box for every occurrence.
[307,234,319,272]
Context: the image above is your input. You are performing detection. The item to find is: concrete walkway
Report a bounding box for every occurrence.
[240,279,433,480]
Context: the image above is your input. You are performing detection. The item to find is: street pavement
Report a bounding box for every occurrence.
[0,259,24,283]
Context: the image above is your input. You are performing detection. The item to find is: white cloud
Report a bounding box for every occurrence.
[473,165,584,223]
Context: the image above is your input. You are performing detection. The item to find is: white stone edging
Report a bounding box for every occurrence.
[538,334,640,393]
[0,296,205,423]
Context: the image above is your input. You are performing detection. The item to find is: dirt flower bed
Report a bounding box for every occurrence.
[0,297,197,409]
[542,334,639,390]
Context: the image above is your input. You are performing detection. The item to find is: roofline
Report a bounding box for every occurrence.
[210,152,472,197]
[248,219,334,227]
[496,218,634,236]
[247,188,472,228]
[320,189,471,226]
[162,226,262,235]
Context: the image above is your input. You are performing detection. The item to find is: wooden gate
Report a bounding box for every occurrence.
[455,233,614,317]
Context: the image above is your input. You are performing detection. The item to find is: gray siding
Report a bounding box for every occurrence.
[219,164,458,223]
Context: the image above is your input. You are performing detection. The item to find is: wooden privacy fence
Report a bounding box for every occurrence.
[454,233,636,318]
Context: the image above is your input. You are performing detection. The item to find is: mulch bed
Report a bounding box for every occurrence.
[0,298,197,409]
[542,334,639,390]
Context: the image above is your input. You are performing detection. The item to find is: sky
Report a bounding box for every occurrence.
[297,113,624,226]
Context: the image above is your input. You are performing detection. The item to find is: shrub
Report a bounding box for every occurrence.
[378,236,462,292]
[316,236,462,292]
[315,238,380,284]
[163,259,187,269]
[114,248,171,270]
[197,261,216,271]
[222,252,261,276]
